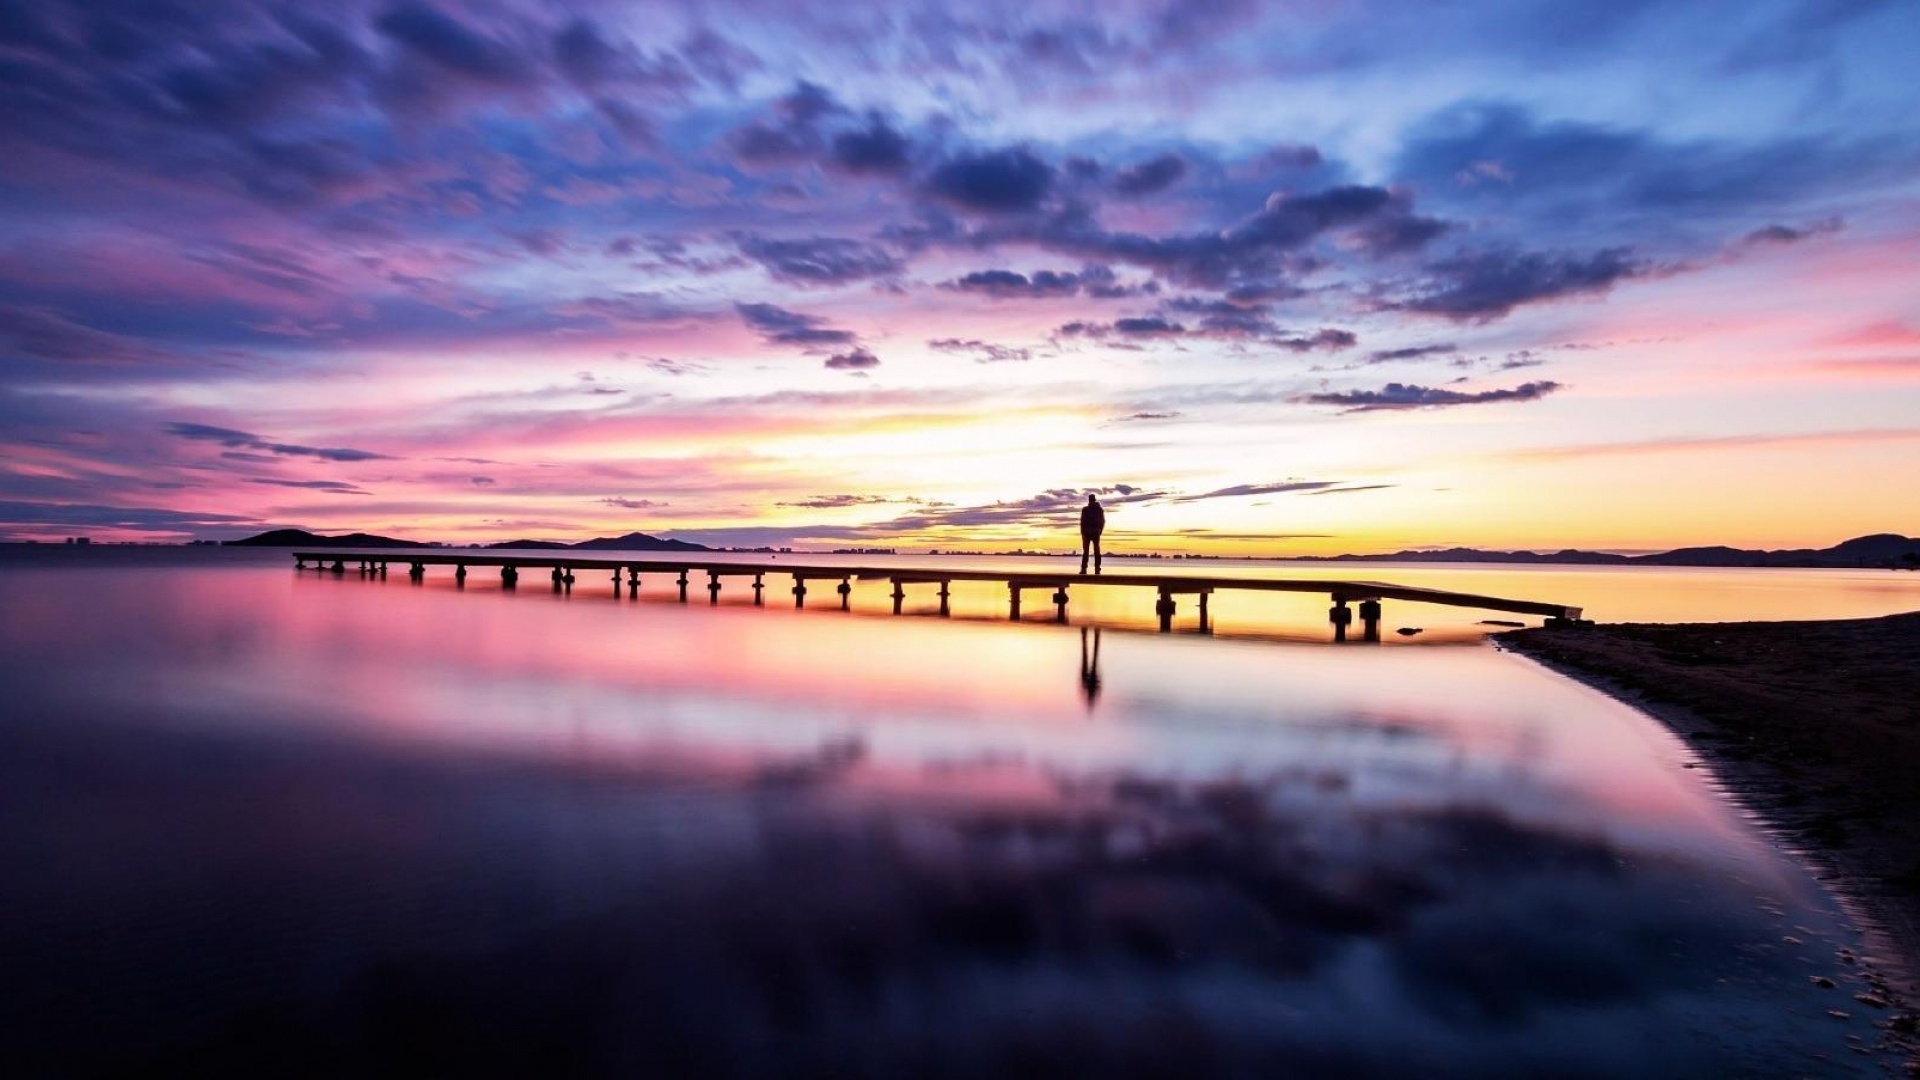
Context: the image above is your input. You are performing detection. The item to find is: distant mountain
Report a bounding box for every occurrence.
[487,539,573,549]
[1312,546,1630,565]
[1302,534,1920,568]
[226,528,427,548]
[570,531,708,552]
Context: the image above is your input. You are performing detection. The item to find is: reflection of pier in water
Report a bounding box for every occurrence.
[294,551,1586,641]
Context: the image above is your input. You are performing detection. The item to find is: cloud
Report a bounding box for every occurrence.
[1397,249,1644,321]
[828,117,913,175]
[735,303,858,347]
[1111,153,1186,197]
[777,494,899,509]
[601,497,666,509]
[246,478,369,495]
[853,484,1162,531]
[824,347,880,371]
[376,3,536,88]
[1060,308,1355,352]
[165,422,394,462]
[1174,480,1343,502]
[737,236,903,286]
[1368,344,1459,363]
[945,184,1449,292]
[1500,428,1920,461]
[942,268,1081,299]
[926,338,1032,363]
[470,476,495,486]
[1302,381,1564,412]
[924,147,1054,213]
[1741,218,1843,246]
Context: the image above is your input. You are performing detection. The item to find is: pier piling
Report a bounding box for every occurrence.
[1359,599,1382,642]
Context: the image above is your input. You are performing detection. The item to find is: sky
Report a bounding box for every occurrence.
[1,0,1917,554]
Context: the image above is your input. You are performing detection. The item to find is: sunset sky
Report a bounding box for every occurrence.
[2,0,1916,552]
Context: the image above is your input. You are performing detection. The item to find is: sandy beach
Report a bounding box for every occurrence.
[1502,613,1920,1033]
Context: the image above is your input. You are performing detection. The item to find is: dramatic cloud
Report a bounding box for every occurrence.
[1060,309,1355,352]
[924,148,1054,213]
[736,303,858,347]
[1111,153,1187,197]
[1302,381,1565,412]
[0,1,1912,546]
[943,269,1082,299]
[165,423,393,462]
[1398,250,1645,321]
[737,236,903,286]
[828,117,913,175]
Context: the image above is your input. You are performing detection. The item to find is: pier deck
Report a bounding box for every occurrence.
[293,551,1585,638]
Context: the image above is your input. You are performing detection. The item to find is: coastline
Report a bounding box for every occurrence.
[1500,614,1920,1026]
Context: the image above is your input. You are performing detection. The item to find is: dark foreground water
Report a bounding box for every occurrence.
[1,551,1909,1076]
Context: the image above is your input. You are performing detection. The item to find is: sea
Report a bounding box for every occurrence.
[3,544,1917,1076]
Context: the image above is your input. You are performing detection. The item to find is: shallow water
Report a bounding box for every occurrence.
[0,552,1910,1075]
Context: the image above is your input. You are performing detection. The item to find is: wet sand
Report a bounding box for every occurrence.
[1502,612,1920,1025]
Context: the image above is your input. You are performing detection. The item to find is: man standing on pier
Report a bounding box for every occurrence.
[1079,493,1105,576]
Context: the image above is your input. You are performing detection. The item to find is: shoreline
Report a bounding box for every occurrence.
[1501,614,1920,1036]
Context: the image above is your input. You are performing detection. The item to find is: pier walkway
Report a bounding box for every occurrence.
[294,551,1586,640]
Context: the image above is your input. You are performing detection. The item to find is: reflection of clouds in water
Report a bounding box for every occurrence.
[112,749,1810,1076]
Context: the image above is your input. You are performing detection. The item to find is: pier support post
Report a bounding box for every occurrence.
[454,564,467,587]
[612,568,622,596]
[708,571,722,605]
[552,566,564,592]
[938,581,951,617]
[331,560,345,575]
[502,566,519,588]
[1008,584,1022,620]
[752,574,764,606]
[379,562,388,579]
[1358,599,1381,642]
[676,570,689,603]
[792,577,807,608]
[837,578,852,611]
[891,579,906,615]
[295,557,305,570]
[1156,588,1176,633]
[1198,590,1212,634]
[1329,599,1351,643]
[409,561,424,582]
[1052,586,1069,623]
[628,568,640,598]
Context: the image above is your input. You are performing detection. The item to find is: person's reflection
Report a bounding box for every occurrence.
[1079,627,1102,708]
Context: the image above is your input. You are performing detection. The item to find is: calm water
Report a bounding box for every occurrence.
[3,549,1916,1075]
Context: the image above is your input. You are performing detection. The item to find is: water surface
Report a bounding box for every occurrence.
[1,551,1910,1075]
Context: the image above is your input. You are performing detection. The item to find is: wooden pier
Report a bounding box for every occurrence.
[294,551,1586,639]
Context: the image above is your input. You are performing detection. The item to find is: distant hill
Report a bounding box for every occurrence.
[1304,534,1920,568]
[570,531,708,552]
[224,528,706,551]
[226,528,426,548]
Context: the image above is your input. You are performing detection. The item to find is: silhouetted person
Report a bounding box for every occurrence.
[1079,493,1105,575]
[1080,627,1102,707]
